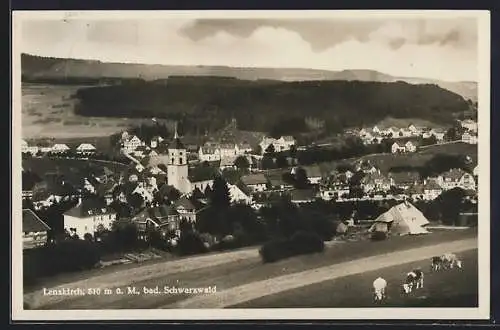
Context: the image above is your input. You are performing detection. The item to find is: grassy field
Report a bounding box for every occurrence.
[22,157,128,178]
[234,249,478,308]
[30,228,476,309]
[375,117,443,130]
[358,142,477,173]
[22,83,174,139]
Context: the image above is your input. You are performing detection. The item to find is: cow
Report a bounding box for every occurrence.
[402,269,424,294]
[373,277,387,302]
[431,256,444,271]
[442,253,463,269]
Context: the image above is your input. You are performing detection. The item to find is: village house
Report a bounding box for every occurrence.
[51,143,71,154]
[422,179,443,200]
[76,143,97,156]
[132,204,181,238]
[198,146,221,162]
[383,127,400,137]
[354,160,378,174]
[388,171,421,190]
[219,143,241,158]
[21,140,39,155]
[267,173,294,191]
[292,165,322,185]
[405,141,418,152]
[460,119,478,133]
[430,128,446,142]
[391,142,406,153]
[259,136,296,154]
[240,173,268,192]
[398,128,413,138]
[150,136,164,149]
[63,197,117,239]
[408,124,425,135]
[319,171,351,201]
[438,168,476,191]
[228,184,253,205]
[461,132,478,144]
[360,170,391,193]
[219,156,238,170]
[120,133,144,153]
[22,209,51,250]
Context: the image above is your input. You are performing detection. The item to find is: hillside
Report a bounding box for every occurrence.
[70,76,469,135]
[21,54,477,102]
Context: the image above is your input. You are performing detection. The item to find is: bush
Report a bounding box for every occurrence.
[177,231,209,256]
[259,238,294,263]
[290,231,325,254]
[259,231,325,263]
[370,231,388,241]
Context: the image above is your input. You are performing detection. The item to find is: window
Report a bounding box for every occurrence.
[179,158,183,165]
[171,158,174,164]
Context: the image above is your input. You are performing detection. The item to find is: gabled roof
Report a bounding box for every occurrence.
[174,196,196,211]
[241,173,268,186]
[76,143,96,150]
[23,209,51,233]
[133,205,178,224]
[441,168,468,181]
[388,171,420,185]
[424,179,442,190]
[64,198,116,218]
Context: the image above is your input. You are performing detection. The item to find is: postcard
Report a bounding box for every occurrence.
[11,9,490,321]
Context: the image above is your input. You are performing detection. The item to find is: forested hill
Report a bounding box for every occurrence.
[73,76,469,134]
[21,53,477,102]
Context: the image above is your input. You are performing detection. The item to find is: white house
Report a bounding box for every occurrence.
[21,140,39,155]
[372,126,381,134]
[121,134,143,153]
[219,143,240,159]
[198,146,221,162]
[63,198,117,238]
[259,136,295,154]
[150,136,164,149]
[405,141,417,153]
[76,143,97,155]
[462,132,478,144]
[439,168,476,191]
[384,127,400,137]
[391,142,406,153]
[51,143,70,154]
[460,119,478,133]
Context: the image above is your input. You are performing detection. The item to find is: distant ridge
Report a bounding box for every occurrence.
[21,53,478,102]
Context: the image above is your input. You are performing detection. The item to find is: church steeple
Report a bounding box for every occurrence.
[174,121,179,139]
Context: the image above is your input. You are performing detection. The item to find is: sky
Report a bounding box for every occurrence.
[19,14,479,82]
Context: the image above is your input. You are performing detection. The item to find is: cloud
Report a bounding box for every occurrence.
[20,17,478,81]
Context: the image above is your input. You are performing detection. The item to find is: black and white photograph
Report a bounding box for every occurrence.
[11,10,490,320]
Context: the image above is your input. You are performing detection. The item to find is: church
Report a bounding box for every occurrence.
[165,128,214,195]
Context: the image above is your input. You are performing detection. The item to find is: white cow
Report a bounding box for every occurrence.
[373,277,387,302]
[442,253,463,269]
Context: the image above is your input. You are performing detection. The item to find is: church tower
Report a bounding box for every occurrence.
[167,123,191,194]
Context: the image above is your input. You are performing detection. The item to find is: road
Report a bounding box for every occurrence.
[28,236,476,309]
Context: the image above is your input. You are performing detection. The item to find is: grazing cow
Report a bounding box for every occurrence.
[373,277,387,302]
[402,269,424,294]
[431,256,444,271]
[442,253,463,269]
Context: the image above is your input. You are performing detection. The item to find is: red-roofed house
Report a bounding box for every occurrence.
[23,209,51,250]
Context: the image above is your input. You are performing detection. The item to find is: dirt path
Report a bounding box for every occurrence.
[24,247,259,308]
[165,238,477,309]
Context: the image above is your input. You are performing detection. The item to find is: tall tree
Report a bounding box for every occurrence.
[210,176,231,209]
[234,156,250,170]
